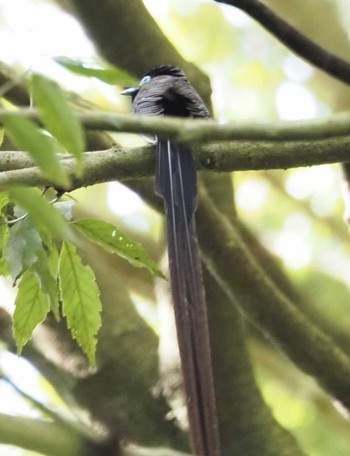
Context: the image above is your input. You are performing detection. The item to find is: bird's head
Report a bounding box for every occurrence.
[121,64,186,99]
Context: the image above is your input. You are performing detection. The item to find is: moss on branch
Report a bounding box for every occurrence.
[0,131,350,190]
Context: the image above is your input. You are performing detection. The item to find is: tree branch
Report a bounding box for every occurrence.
[3,108,350,142]
[1,132,350,190]
[1,108,350,189]
[205,271,305,455]
[0,413,190,456]
[197,186,350,413]
[215,0,350,86]
[2,108,350,191]
[0,413,81,456]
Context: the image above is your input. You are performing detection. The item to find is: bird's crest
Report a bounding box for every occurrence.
[146,64,186,79]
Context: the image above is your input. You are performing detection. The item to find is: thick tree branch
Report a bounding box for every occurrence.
[197,187,350,413]
[1,133,350,190]
[1,108,350,189]
[215,0,350,86]
[205,271,304,455]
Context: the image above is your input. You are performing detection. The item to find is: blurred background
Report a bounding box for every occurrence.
[1,0,350,454]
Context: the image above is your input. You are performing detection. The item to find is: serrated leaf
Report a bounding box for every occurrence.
[54,56,138,86]
[59,241,101,365]
[6,216,42,279]
[33,250,59,317]
[73,218,165,278]
[3,114,69,187]
[32,74,85,166]
[9,187,71,240]
[13,270,50,354]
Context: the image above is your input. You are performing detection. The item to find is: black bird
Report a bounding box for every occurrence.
[122,65,220,456]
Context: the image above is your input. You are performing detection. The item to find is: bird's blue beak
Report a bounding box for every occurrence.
[121,87,139,97]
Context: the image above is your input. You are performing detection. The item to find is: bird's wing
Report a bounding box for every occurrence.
[169,79,210,118]
[132,75,210,118]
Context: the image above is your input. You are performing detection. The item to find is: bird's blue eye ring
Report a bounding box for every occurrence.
[140,75,152,86]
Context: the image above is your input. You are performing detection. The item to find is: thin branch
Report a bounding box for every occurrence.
[215,0,350,86]
[0,413,81,456]
[3,108,350,144]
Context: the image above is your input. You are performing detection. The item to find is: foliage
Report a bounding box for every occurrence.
[3,114,69,187]
[73,218,165,278]
[54,56,138,86]
[32,73,85,165]
[0,182,161,370]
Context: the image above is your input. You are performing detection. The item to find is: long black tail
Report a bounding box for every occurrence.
[156,140,221,456]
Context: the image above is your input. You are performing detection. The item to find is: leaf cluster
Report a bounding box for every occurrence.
[0,76,163,364]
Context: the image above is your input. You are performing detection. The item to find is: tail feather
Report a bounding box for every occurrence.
[156,140,220,456]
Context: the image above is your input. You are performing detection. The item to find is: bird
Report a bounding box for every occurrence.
[122,64,221,456]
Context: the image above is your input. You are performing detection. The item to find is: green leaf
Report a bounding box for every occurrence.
[54,56,138,86]
[59,241,101,365]
[0,192,9,211]
[33,250,59,317]
[32,73,85,165]
[6,216,42,279]
[2,114,69,187]
[9,187,72,240]
[73,218,165,278]
[13,270,50,354]
[48,243,60,277]
[0,193,10,275]
[0,222,9,276]
[47,245,60,319]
